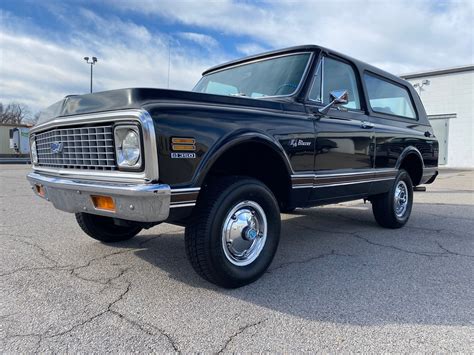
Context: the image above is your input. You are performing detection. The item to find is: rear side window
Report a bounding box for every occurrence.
[364,73,416,119]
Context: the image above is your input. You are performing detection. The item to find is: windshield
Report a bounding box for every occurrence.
[193,53,311,98]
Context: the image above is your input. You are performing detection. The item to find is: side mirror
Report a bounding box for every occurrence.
[318,90,349,115]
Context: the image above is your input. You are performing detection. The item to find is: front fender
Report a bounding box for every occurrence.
[192,129,293,186]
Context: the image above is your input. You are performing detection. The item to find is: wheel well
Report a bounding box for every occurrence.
[202,142,291,208]
[400,153,423,186]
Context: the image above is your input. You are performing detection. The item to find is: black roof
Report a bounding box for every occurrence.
[202,44,408,87]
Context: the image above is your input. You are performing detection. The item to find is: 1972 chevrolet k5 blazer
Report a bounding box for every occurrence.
[27,45,438,288]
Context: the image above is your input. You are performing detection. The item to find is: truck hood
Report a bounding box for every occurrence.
[37,88,288,126]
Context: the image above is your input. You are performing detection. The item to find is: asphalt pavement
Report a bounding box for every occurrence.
[1,165,473,352]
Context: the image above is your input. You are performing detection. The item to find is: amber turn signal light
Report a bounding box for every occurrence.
[91,195,116,212]
[171,137,196,151]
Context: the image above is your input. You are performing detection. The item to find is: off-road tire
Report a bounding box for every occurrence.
[75,213,142,243]
[185,176,281,288]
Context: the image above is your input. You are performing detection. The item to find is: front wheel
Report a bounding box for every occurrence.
[75,213,142,243]
[185,177,281,288]
[371,169,413,228]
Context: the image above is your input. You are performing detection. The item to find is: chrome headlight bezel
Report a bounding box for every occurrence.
[30,138,38,165]
[114,125,142,171]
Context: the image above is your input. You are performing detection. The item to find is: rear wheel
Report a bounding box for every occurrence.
[185,177,281,288]
[371,169,413,228]
[75,213,142,243]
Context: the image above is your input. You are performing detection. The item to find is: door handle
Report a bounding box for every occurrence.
[360,121,374,129]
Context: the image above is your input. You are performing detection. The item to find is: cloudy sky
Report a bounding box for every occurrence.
[1,0,473,113]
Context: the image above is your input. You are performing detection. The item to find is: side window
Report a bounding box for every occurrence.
[309,57,361,110]
[308,61,322,102]
[364,73,416,119]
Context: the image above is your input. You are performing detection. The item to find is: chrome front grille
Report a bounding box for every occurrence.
[35,125,117,170]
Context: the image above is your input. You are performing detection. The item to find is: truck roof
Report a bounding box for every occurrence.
[202,44,409,88]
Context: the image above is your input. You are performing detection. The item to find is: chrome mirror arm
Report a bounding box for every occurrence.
[318,98,338,115]
[318,89,349,115]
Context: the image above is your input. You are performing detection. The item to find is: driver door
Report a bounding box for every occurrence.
[306,55,375,203]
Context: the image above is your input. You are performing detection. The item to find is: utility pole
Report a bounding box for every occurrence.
[83,56,98,93]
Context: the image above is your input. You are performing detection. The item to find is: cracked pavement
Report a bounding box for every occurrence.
[1,165,473,352]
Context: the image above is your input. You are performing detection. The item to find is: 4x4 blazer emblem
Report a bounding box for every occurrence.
[50,141,64,154]
[289,139,311,148]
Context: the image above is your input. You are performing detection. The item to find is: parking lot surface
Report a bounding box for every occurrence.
[1,165,473,352]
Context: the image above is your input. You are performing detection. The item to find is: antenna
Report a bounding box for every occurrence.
[167,39,171,89]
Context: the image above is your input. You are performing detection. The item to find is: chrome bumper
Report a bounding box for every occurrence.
[27,172,170,222]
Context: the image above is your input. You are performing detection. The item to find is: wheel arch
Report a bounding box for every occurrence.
[396,146,424,186]
[193,131,293,207]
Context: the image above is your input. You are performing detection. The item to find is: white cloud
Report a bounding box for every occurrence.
[177,32,219,49]
[112,0,474,74]
[236,43,268,56]
[0,10,222,113]
[1,1,473,114]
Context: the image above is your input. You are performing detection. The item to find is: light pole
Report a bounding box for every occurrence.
[83,56,98,93]
[413,79,430,96]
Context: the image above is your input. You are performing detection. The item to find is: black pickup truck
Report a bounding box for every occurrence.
[27,45,438,288]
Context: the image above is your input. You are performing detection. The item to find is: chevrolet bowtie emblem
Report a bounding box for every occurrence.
[50,141,64,154]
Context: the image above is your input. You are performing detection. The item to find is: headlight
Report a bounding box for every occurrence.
[114,125,141,169]
[30,140,38,165]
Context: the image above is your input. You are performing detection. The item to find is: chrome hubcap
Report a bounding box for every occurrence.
[394,180,409,217]
[222,201,267,266]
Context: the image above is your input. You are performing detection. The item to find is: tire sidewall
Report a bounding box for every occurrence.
[389,170,413,224]
[206,179,280,285]
[77,213,141,243]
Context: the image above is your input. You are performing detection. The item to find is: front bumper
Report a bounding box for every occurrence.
[27,172,170,222]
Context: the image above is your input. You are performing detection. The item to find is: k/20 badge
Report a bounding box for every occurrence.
[171,152,196,159]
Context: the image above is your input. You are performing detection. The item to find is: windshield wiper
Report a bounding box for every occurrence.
[229,93,247,97]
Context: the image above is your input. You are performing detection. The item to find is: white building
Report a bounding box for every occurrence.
[400,65,473,168]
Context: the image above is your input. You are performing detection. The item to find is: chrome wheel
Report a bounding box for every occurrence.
[394,180,409,217]
[222,200,267,266]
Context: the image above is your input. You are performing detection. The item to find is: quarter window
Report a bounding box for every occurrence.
[364,73,416,119]
[309,57,361,110]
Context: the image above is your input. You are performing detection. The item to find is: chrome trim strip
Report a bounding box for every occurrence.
[292,177,396,189]
[30,109,158,184]
[291,169,398,189]
[291,169,396,179]
[313,177,395,188]
[169,187,199,208]
[171,187,201,193]
[308,55,323,103]
[170,203,196,208]
[292,185,314,189]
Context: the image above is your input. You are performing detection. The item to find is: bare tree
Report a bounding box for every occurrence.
[0,102,33,125]
[31,111,41,125]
